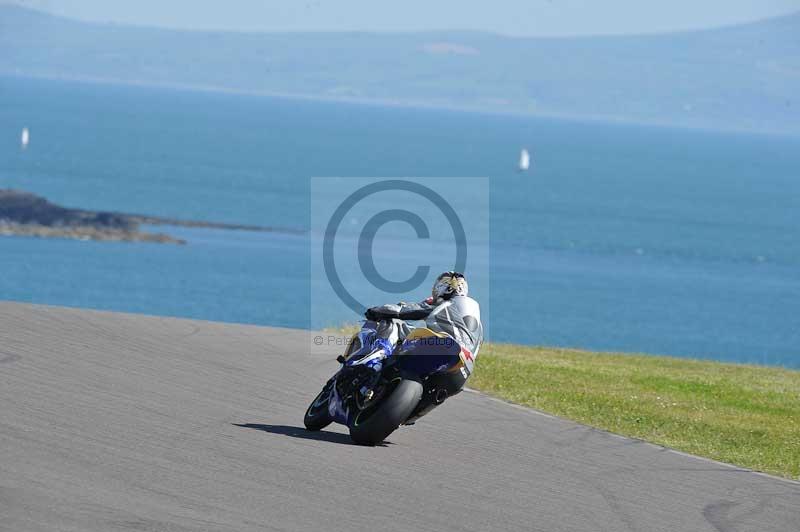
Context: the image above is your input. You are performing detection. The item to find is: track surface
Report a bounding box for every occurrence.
[0,303,797,532]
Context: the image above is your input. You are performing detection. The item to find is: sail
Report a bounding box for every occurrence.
[519,148,530,171]
[21,127,29,148]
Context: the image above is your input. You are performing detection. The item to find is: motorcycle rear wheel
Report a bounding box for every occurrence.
[348,378,423,445]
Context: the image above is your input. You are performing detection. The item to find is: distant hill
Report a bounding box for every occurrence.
[1,5,799,134]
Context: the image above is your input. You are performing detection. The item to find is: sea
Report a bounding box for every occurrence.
[1,76,798,367]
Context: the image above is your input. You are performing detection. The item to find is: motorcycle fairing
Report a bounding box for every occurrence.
[328,383,349,425]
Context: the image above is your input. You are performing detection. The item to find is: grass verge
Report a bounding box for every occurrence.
[469,344,800,480]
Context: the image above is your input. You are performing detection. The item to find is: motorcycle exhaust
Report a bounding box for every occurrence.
[434,389,448,405]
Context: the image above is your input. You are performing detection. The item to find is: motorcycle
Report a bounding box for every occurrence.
[304,320,471,445]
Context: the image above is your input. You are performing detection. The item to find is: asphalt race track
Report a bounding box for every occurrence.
[1,302,798,532]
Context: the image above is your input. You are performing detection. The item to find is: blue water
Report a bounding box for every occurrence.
[1,76,799,367]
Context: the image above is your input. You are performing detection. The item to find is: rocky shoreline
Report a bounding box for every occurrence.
[0,220,185,244]
[0,189,286,245]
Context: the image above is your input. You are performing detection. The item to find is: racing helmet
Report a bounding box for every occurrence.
[432,271,468,301]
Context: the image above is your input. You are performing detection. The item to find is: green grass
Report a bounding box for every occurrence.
[469,344,800,480]
[327,325,800,480]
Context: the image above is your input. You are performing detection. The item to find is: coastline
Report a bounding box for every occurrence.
[0,219,185,244]
[0,188,298,245]
[6,72,799,140]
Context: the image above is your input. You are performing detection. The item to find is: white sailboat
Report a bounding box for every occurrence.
[20,127,29,149]
[518,148,530,171]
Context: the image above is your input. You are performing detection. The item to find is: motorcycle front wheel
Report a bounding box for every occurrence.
[348,378,423,445]
[304,382,334,431]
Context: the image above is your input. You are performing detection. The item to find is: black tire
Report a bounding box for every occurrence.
[304,384,334,431]
[348,379,423,445]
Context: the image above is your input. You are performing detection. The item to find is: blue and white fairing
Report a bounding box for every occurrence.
[328,327,395,424]
[328,385,349,425]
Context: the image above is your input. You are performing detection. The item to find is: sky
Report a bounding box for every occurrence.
[7,0,800,36]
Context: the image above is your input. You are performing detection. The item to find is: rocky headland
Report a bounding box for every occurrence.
[0,189,286,244]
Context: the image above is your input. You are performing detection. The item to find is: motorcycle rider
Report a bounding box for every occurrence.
[361,271,483,422]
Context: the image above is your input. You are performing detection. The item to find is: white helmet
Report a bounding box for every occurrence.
[432,271,468,301]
